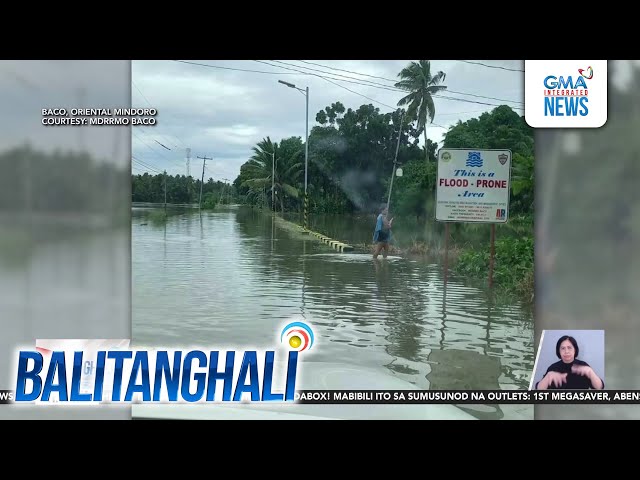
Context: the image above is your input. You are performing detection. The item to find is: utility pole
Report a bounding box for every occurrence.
[304,86,309,229]
[197,155,212,208]
[387,111,406,210]
[186,148,191,177]
[271,151,275,212]
[304,86,309,196]
[163,170,167,210]
[278,80,309,228]
[218,181,225,205]
[223,178,231,205]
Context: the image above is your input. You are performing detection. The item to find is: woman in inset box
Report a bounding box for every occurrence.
[536,335,605,390]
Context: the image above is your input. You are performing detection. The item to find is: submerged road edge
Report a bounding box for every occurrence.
[273,215,355,253]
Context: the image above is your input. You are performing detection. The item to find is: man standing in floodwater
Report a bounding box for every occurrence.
[373,205,393,259]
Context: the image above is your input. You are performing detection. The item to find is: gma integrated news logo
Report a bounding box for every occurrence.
[5,321,315,404]
[525,60,607,128]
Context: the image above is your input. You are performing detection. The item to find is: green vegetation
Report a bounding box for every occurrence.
[127,60,534,301]
[0,144,131,266]
[131,173,235,208]
[442,108,534,302]
[454,235,534,302]
[231,61,534,301]
[0,145,130,217]
[147,209,169,225]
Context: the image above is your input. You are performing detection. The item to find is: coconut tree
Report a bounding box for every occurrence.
[240,137,304,213]
[274,136,304,213]
[394,60,447,163]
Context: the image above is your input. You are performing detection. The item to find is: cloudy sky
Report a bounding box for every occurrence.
[130,60,526,183]
[0,60,130,165]
[3,60,638,185]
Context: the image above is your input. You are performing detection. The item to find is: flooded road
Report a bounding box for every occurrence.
[132,206,534,420]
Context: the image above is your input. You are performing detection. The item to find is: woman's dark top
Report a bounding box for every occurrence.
[536,359,604,390]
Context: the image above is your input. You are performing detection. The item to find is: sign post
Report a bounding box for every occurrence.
[435,149,512,287]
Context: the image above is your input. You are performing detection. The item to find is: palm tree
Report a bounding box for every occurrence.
[395,60,447,162]
[241,137,304,213]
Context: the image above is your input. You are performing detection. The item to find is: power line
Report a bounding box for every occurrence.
[133,80,182,148]
[298,60,396,82]
[205,165,236,181]
[442,90,523,106]
[264,60,523,108]
[174,60,300,75]
[132,79,190,150]
[300,59,524,76]
[457,60,524,72]
[437,94,521,108]
[270,60,401,91]
[132,80,154,108]
[133,130,185,170]
[163,60,522,154]
[256,60,522,111]
[155,139,171,150]
[255,60,399,110]
[134,124,182,154]
[172,59,522,108]
[254,61,507,139]
[437,110,489,116]
[132,156,163,174]
[286,60,524,106]
[132,158,161,174]
[133,155,220,183]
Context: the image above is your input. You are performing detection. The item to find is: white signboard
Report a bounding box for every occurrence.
[436,148,512,223]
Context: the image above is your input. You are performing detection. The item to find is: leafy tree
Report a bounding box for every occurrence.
[237,136,304,212]
[443,105,534,216]
[444,105,533,156]
[395,60,447,163]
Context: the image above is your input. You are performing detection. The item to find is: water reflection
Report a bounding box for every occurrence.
[132,206,534,419]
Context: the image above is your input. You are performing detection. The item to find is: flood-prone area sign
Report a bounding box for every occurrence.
[436,148,512,223]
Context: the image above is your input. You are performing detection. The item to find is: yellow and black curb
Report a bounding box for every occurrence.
[303,229,354,252]
[272,215,355,253]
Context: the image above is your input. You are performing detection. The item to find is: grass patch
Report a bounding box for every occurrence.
[452,236,534,303]
[148,210,169,225]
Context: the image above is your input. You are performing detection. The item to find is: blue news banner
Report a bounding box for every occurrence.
[3,389,640,405]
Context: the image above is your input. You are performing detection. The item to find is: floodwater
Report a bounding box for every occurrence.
[0,217,130,420]
[132,205,534,420]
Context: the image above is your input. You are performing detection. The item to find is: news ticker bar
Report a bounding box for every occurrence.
[295,390,640,404]
[3,389,640,405]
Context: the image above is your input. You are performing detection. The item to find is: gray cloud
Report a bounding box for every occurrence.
[0,60,130,167]
[0,60,527,180]
[131,60,527,181]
